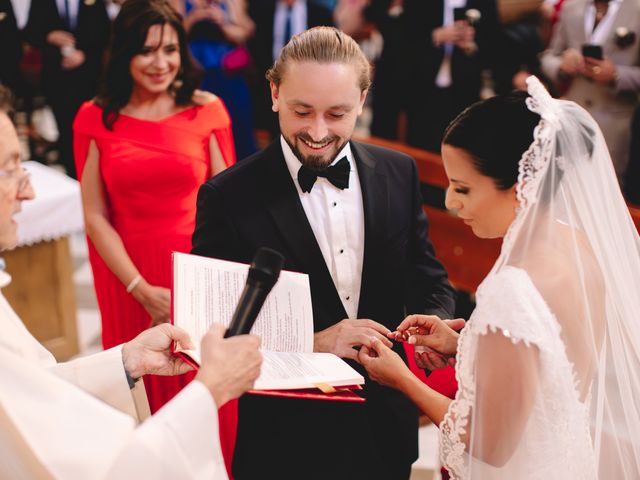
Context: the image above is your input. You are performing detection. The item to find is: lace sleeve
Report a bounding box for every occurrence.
[471,266,558,347]
[439,267,557,479]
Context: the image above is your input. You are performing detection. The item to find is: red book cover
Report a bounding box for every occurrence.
[175,351,365,402]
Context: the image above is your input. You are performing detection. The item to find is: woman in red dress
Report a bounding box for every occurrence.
[73,0,237,473]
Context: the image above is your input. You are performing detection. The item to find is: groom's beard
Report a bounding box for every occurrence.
[284,132,349,172]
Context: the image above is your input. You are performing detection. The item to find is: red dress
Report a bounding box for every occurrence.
[73,99,237,475]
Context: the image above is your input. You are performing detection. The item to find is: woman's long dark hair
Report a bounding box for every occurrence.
[97,0,202,129]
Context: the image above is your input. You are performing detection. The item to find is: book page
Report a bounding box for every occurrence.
[253,352,364,390]
[173,252,314,355]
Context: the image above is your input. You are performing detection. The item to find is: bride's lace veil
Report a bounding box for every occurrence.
[441,76,640,478]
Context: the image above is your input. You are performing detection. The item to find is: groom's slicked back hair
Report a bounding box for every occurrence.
[266,26,372,92]
[443,91,541,190]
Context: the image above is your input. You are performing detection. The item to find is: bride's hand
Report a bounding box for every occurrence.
[389,315,464,370]
[358,337,413,390]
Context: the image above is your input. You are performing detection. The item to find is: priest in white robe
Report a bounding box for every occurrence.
[0,87,262,480]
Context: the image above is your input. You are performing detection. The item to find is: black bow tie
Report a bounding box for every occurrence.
[297,157,350,193]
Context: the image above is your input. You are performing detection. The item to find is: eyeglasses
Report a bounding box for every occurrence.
[0,167,31,194]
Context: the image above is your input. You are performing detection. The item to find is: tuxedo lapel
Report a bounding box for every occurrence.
[258,142,347,322]
[351,141,388,317]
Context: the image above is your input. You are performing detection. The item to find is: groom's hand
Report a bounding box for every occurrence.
[314,319,393,361]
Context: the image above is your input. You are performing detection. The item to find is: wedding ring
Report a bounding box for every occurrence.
[593,66,602,75]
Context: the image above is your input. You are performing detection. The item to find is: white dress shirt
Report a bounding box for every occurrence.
[0,270,227,479]
[272,0,308,62]
[585,0,622,44]
[9,0,30,29]
[435,0,467,88]
[281,136,365,319]
[56,0,79,29]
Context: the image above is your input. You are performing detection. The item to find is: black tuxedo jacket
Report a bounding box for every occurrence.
[24,0,110,100]
[0,0,31,94]
[192,140,455,478]
[247,0,334,78]
[403,0,499,103]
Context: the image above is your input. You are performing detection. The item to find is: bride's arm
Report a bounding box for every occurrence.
[360,331,540,467]
[470,330,540,466]
[359,339,452,424]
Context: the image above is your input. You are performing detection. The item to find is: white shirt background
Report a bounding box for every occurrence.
[56,0,79,29]
[584,0,622,44]
[9,0,30,30]
[436,0,467,88]
[281,137,365,319]
[273,0,307,61]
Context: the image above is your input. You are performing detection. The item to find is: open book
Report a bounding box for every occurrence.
[172,252,364,401]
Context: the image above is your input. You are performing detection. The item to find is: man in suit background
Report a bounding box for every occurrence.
[247,0,333,139]
[405,0,499,152]
[541,0,640,183]
[624,105,640,203]
[0,0,34,108]
[368,0,499,151]
[192,26,456,479]
[25,0,110,178]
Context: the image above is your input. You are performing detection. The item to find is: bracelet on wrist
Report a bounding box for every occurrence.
[126,274,143,294]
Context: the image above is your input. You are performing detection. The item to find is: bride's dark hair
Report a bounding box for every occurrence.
[443,92,541,190]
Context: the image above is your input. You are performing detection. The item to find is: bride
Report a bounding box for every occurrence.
[359,77,640,479]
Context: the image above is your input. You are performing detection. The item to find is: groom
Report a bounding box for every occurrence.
[192,27,456,479]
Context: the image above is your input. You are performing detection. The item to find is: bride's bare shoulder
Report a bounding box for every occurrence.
[192,90,219,106]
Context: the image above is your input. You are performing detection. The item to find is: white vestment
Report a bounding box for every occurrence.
[0,270,228,479]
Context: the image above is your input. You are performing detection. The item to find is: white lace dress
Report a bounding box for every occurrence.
[439,266,597,479]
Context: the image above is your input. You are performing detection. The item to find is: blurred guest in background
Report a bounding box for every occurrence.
[26,0,111,178]
[247,0,333,140]
[369,0,500,152]
[541,0,640,183]
[0,0,34,110]
[73,0,236,472]
[173,0,258,159]
[367,0,412,142]
[105,0,126,19]
[624,106,640,203]
[406,0,499,152]
[311,0,337,9]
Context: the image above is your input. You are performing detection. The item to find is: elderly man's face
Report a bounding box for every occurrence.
[0,113,34,250]
[270,61,367,171]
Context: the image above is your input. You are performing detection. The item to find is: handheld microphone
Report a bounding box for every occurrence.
[224,247,285,338]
